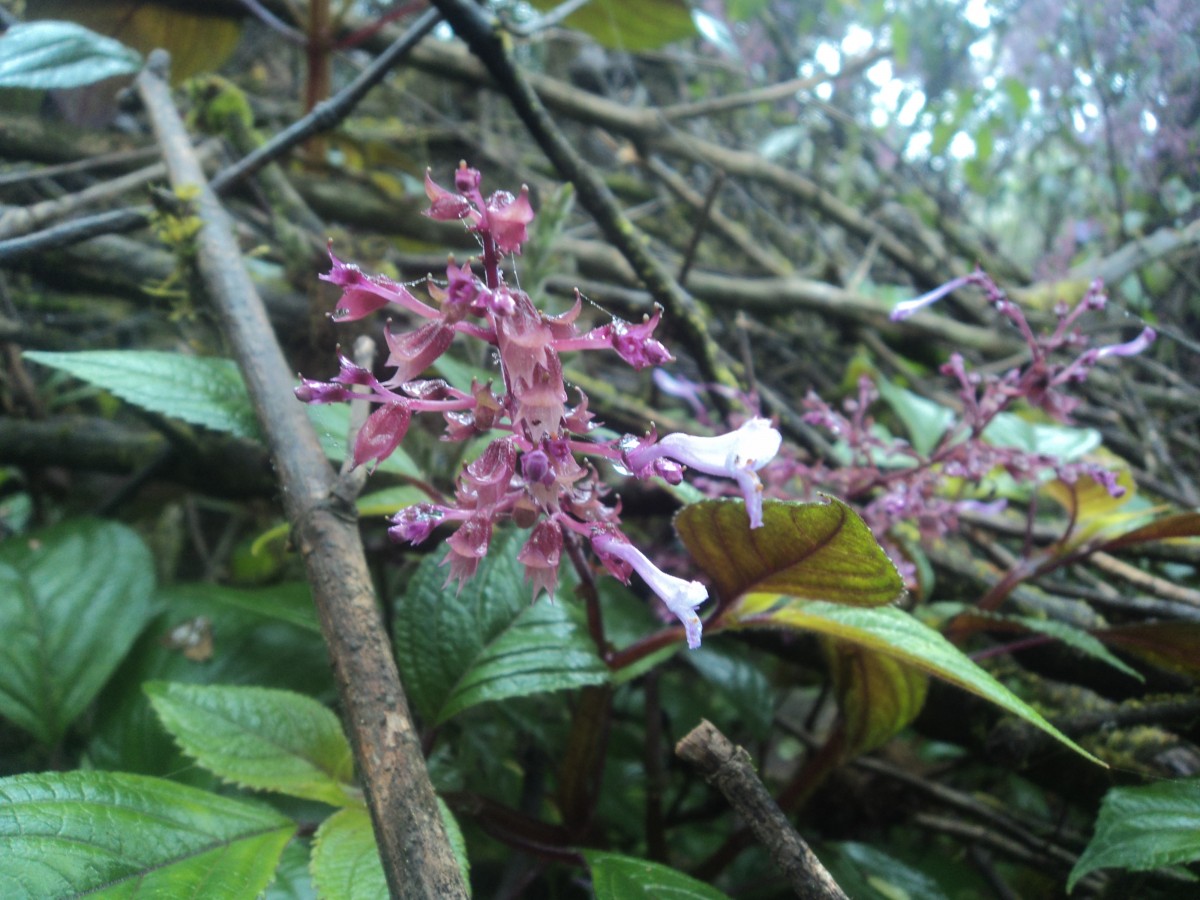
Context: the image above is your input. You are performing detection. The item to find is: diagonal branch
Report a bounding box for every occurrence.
[134,51,467,900]
[676,719,849,900]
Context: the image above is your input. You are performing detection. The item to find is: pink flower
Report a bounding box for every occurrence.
[321,248,436,322]
[353,403,412,470]
[388,503,447,544]
[518,520,563,599]
[485,187,535,254]
[383,320,455,384]
[444,516,493,586]
[610,307,673,369]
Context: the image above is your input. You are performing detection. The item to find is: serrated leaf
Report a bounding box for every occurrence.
[24,349,421,475]
[1068,778,1200,891]
[145,682,356,807]
[675,498,904,605]
[310,806,388,900]
[0,21,142,89]
[585,850,733,899]
[24,350,259,439]
[527,0,694,50]
[394,529,609,725]
[729,596,1100,764]
[88,583,334,780]
[0,518,155,744]
[925,602,1143,682]
[0,770,294,899]
[824,637,929,756]
[309,799,469,899]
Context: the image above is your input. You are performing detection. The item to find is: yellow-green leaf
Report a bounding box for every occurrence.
[527,0,695,50]
[824,637,929,757]
[675,498,903,605]
[730,596,1101,764]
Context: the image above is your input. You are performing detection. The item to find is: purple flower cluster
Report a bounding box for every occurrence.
[786,270,1154,581]
[297,164,781,648]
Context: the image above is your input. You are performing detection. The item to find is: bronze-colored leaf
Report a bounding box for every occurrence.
[675,498,903,605]
[824,637,929,757]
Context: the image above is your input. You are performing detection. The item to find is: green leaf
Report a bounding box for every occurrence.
[875,378,955,456]
[24,350,259,439]
[825,637,929,756]
[675,498,904,606]
[729,596,1100,764]
[0,770,294,898]
[0,518,155,744]
[23,349,421,475]
[264,838,317,900]
[982,413,1100,459]
[437,797,471,888]
[356,485,429,519]
[309,799,469,898]
[685,645,774,739]
[87,582,333,779]
[0,21,142,90]
[585,850,734,899]
[527,0,694,50]
[1068,778,1200,891]
[145,682,356,807]
[825,841,955,900]
[310,806,388,900]
[190,581,321,634]
[925,602,1143,682]
[394,529,609,725]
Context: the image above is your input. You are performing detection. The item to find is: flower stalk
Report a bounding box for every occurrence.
[297,164,781,647]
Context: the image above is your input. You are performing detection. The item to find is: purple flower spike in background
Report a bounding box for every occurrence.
[294,163,783,649]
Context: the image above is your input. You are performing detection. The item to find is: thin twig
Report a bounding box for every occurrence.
[135,51,467,899]
[676,720,849,900]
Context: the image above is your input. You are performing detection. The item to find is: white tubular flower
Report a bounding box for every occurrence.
[592,532,708,649]
[627,417,782,528]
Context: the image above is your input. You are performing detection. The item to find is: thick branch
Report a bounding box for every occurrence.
[135,53,466,899]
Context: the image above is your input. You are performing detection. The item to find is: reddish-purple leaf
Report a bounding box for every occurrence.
[1097,511,1200,551]
[1098,622,1200,679]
